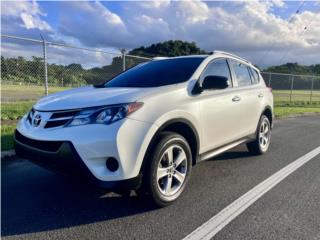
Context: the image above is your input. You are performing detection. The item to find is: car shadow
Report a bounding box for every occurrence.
[2,147,252,237]
[1,161,157,236]
[209,144,255,161]
[212,151,254,161]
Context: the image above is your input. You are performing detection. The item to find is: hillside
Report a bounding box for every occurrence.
[264,63,320,75]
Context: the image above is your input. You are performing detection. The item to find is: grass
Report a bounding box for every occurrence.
[273,90,320,102]
[1,85,70,102]
[1,87,320,151]
[1,101,35,151]
[275,107,320,118]
[274,100,320,118]
[274,100,320,107]
[1,125,16,151]
[1,101,34,120]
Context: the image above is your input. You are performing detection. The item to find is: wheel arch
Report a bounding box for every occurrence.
[261,105,273,128]
[139,118,200,175]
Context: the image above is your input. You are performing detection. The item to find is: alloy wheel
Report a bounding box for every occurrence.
[259,118,270,150]
[156,144,187,197]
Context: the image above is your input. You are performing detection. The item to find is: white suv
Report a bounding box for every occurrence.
[14,51,273,207]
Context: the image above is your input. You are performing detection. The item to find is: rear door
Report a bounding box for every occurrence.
[228,59,262,137]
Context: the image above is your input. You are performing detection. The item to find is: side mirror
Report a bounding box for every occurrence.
[202,75,229,90]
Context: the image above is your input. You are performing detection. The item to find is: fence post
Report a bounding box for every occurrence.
[310,76,314,103]
[268,72,272,87]
[290,75,294,103]
[40,35,49,96]
[121,49,126,72]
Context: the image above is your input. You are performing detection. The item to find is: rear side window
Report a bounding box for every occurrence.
[200,59,232,87]
[230,60,252,87]
[249,68,260,84]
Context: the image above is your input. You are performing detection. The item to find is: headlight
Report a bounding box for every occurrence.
[66,102,143,127]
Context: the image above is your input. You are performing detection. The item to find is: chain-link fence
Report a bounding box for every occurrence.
[1,35,320,103]
[261,72,320,103]
[1,35,151,102]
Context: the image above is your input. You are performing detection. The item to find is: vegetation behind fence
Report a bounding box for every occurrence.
[1,35,320,103]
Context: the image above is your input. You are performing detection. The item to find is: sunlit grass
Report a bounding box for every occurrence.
[1,85,70,102]
[1,101,34,120]
[274,107,320,118]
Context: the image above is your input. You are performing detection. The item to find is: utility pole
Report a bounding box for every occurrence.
[268,72,272,87]
[120,48,126,72]
[40,34,48,96]
[289,75,294,103]
[310,76,314,103]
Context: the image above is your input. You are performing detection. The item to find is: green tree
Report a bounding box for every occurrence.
[264,63,320,75]
[129,40,208,57]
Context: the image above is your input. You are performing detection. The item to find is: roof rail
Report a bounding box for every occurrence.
[212,50,251,64]
[152,57,169,60]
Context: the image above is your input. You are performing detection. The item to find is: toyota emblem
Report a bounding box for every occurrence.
[32,112,42,127]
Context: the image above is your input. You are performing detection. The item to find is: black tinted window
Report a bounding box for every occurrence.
[249,68,260,84]
[231,60,252,86]
[105,57,204,88]
[200,59,232,87]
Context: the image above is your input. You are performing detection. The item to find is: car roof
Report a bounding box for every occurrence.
[152,51,258,71]
[152,55,208,60]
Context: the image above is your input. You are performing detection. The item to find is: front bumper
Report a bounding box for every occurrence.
[14,130,142,189]
[15,115,159,187]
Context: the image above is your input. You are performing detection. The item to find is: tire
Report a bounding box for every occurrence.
[139,132,192,207]
[247,115,271,155]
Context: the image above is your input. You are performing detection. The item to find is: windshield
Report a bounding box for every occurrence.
[104,57,205,88]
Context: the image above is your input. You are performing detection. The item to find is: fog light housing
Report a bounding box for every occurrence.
[106,157,119,172]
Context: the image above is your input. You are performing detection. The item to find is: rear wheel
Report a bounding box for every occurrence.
[139,132,192,207]
[247,115,271,155]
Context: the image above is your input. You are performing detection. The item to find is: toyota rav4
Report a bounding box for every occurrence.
[14,51,273,207]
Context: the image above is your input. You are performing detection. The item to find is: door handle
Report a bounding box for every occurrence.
[232,96,241,102]
[258,93,264,98]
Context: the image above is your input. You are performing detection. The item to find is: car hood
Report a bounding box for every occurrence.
[34,86,159,111]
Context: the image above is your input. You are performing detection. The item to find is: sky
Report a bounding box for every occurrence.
[1,0,320,68]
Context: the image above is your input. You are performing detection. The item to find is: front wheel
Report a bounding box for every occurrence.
[141,132,192,207]
[247,115,271,155]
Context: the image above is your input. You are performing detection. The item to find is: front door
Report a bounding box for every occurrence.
[198,58,242,152]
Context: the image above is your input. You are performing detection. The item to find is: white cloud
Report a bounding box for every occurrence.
[2,1,52,31]
[2,0,42,16]
[174,0,210,24]
[271,0,285,8]
[58,1,129,48]
[20,12,51,31]
[137,0,170,9]
[2,0,320,67]
[113,0,320,66]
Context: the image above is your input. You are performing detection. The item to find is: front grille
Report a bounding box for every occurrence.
[45,119,70,128]
[51,110,80,119]
[27,109,81,129]
[15,130,63,152]
[45,109,80,128]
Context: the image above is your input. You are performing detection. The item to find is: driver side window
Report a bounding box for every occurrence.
[200,59,232,87]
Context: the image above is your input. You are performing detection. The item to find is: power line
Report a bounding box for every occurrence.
[257,1,306,66]
[276,6,318,65]
[1,34,152,60]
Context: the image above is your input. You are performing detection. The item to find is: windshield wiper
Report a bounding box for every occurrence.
[93,83,105,88]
